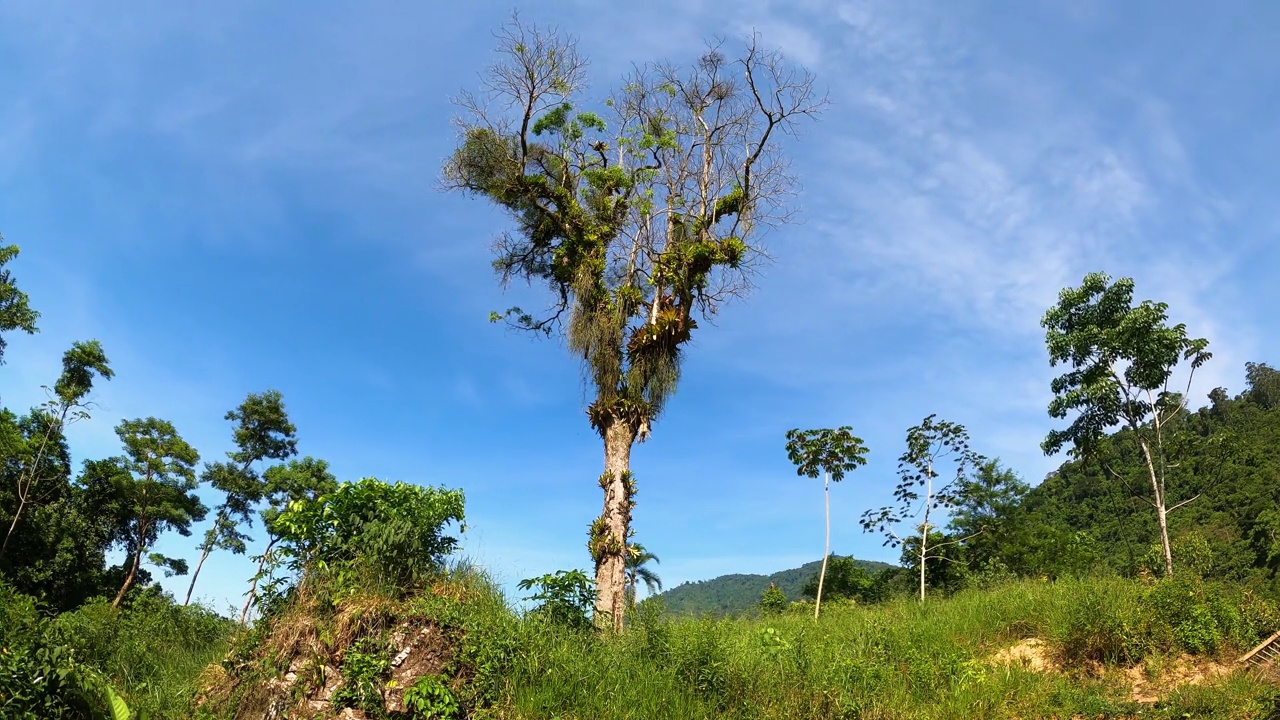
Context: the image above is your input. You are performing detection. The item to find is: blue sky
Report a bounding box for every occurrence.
[1,0,1277,614]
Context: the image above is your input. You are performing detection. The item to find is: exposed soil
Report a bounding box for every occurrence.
[988,638,1242,705]
[1124,656,1235,704]
[198,592,458,720]
[990,638,1055,673]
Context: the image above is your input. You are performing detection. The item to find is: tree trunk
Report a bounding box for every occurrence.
[0,414,62,560]
[112,546,142,608]
[814,470,830,620]
[1137,438,1174,578]
[240,536,278,625]
[920,468,932,602]
[184,545,212,606]
[592,420,635,632]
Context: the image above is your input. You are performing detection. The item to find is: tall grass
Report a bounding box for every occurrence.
[52,589,235,717]
[0,581,234,719]
[485,576,1280,720]
[200,568,1280,719]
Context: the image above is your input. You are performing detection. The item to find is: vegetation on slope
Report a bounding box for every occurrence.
[658,557,895,616]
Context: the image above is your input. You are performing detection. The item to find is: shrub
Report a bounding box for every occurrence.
[517,570,596,630]
[0,582,128,720]
[275,478,466,596]
[332,634,392,715]
[759,583,788,615]
[402,675,460,719]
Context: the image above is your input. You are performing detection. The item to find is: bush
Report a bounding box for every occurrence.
[517,570,596,630]
[0,582,122,720]
[759,584,788,615]
[402,675,460,719]
[275,478,466,596]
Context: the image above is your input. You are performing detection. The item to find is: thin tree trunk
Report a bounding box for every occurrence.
[593,420,635,632]
[814,470,830,620]
[113,546,142,608]
[184,545,212,606]
[1137,438,1174,577]
[0,412,63,560]
[920,469,932,602]
[240,536,278,625]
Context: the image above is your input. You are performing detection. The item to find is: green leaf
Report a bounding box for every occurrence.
[104,683,131,720]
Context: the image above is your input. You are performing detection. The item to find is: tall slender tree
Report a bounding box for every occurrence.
[1,341,112,558]
[1041,272,1211,578]
[110,417,204,607]
[445,15,825,629]
[785,426,869,619]
[861,414,984,601]
[184,390,297,605]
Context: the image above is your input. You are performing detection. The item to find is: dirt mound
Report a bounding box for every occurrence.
[1124,656,1235,704]
[987,638,1242,705]
[198,589,466,720]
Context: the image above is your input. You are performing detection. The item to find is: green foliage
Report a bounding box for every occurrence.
[863,414,985,600]
[402,675,460,719]
[657,556,895,616]
[275,477,465,597]
[0,243,39,365]
[112,417,205,605]
[0,582,104,719]
[186,390,298,604]
[758,584,787,615]
[783,426,870,482]
[332,635,391,716]
[1042,271,1212,458]
[492,576,1279,719]
[0,580,227,720]
[518,569,596,629]
[625,542,662,607]
[802,556,874,602]
[52,590,234,718]
[1041,272,1212,579]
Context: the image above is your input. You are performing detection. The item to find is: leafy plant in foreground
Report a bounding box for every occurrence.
[518,570,596,630]
[402,675,460,719]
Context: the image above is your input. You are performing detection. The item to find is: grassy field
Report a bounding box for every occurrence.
[197,570,1280,720]
[489,576,1280,720]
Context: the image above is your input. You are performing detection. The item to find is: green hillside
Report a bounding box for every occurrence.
[656,556,896,616]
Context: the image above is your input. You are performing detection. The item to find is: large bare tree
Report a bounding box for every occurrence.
[444,15,825,629]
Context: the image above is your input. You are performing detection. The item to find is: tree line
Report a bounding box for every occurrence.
[0,243,339,617]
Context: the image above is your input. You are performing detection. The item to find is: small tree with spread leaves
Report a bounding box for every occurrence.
[445,15,825,630]
[1,341,112,558]
[785,426,869,619]
[184,390,297,605]
[1041,272,1211,578]
[861,414,983,602]
[110,417,205,607]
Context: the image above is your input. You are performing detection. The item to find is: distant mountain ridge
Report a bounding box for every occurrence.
[655,556,897,616]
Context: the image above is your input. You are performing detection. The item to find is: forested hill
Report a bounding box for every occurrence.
[992,361,1280,587]
[656,557,895,616]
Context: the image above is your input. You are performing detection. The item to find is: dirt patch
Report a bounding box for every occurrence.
[198,590,460,720]
[383,622,454,715]
[990,638,1055,673]
[1125,656,1236,704]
